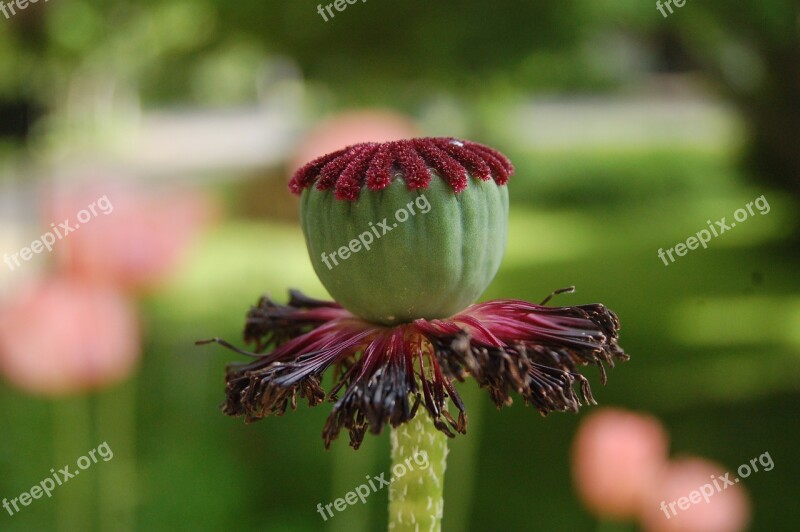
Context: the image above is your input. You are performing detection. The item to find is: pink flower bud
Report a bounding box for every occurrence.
[0,277,140,395]
[641,457,750,532]
[572,408,669,520]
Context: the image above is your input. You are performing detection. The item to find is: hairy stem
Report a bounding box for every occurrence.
[388,414,448,531]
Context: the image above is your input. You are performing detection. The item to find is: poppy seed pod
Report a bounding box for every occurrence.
[290,137,512,324]
[204,136,629,451]
[203,135,630,532]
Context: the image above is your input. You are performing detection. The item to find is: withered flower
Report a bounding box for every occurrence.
[200,138,628,531]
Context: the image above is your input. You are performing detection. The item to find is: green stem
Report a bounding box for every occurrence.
[52,396,92,532]
[96,380,138,532]
[388,414,448,532]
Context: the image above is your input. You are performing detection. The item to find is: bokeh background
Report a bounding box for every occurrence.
[0,1,798,531]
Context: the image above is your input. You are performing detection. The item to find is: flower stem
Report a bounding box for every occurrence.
[53,396,92,531]
[96,381,137,532]
[388,413,448,531]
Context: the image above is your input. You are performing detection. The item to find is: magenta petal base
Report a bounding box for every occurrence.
[203,290,629,449]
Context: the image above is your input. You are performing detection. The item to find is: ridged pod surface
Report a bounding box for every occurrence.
[291,138,513,325]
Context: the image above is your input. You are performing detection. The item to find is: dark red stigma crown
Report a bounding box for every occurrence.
[289,137,514,201]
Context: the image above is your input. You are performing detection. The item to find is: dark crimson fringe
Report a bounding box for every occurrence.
[289,137,515,201]
[200,290,628,449]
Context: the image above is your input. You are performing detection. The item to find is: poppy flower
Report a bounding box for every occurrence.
[47,180,213,294]
[642,457,750,532]
[572,408,670,520]
[201,137,629,531]
[0,276,140,395]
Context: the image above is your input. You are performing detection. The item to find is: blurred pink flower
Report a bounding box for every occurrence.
[47,181,214,294]
[641,457,750,532]
[0,277,140,395]
[288,109,420,175]
[572,408,669,520]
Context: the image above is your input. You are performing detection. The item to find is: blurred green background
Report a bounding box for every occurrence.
[0,1,798,531]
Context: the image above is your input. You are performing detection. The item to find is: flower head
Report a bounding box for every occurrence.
[641,458,750,532]
[572,409,669,520]
[0,276,140,395]
[290,137,512,324]
[47,180,213,294]
[202,138,629,449]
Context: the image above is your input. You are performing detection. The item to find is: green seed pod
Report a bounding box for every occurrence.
[290,138,514,325]
[217,137,629,458]
[213,134,630,532]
